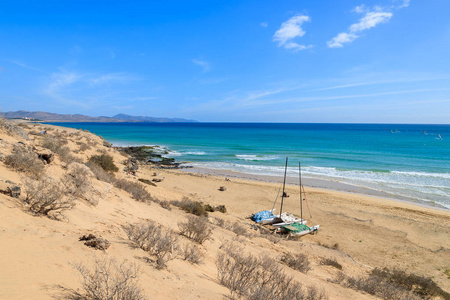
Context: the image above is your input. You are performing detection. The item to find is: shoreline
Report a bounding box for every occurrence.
[178,165,449,211]
[108,141,449,212]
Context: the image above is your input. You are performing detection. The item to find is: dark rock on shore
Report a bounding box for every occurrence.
[117,146,192,169]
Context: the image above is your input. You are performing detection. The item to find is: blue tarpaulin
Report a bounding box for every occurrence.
[252,210,274,223]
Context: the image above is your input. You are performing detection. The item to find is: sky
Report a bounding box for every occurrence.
[1,0,450,123]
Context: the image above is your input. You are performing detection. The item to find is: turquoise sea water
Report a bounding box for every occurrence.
[54,122,450,209]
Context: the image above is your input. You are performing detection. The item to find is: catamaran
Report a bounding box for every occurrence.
[252,158,319,237]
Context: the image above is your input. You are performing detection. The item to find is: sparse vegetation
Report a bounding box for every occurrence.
[320,258,342,270]
[171,198,208,217]
[114,179,153,202]
[159,200,171,210]
[318,242,339,250]
[64,257,146,300]
[24,177,75,217]
[281,252,312,274]
[182,243,203,264]
[334,267,450,300]
[89,154,119,173]
[216,245,326,299]
[215,205,227,213]
[0,118,28,139]
[41,135,77,164]
[4,145,45,178]
[124,222,178,269]
[85,161,115,183]
[138,178,156,186]
[178,215,212,244]
[62,163,96,204]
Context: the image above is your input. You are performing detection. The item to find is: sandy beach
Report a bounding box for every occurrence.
[0,120,449,299]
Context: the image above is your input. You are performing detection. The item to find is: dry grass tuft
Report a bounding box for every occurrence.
[124,222,178,269]
[114,179,153,203]
[62,257,146,300]
[216,245,326,299]
[24,177,75,217]
[320,258,342,270]
[178,215,212,245]
[281,252,312,274]
[4,145,45,179]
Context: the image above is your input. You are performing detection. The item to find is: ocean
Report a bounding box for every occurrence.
[53,122,450,209]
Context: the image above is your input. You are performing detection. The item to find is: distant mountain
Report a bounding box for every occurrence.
[112,113,197,123]
[1,111,197,123]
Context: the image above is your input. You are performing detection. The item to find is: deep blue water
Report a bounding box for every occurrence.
[53,122,450,208]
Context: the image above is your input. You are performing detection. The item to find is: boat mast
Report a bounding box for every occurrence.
[280,157,288,214]
[299,161,303,222]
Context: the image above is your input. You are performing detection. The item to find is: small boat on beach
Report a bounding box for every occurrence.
[252,158,319,236]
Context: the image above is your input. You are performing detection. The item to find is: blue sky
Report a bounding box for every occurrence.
[1,0,449,123]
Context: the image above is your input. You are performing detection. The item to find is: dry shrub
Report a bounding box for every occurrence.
[178,215,212,245]
[24,177,75,217]
[78,142,90,152]
[0,118,29,139]
[124,222,178,269]
[114,179,153,203]
[281,252,312,274]
[182,243,203,264]
[216,246,326,300]
[159,200,171,210]
[320,258,342,270]
[334,267,449,300]
[89,154,118,173]
[4,145,45,179]
[41,135,77,164]
[318,242,339,250]
[230,222,250,237]
[138,178,156,186]
[171,198,208,217]
[86,161,115,183]
[41,135,67,152]
[65,257,146,300]
[215,205,227,213]
[62,163,97,205]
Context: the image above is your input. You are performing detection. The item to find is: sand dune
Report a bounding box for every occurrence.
[0,120,448,299]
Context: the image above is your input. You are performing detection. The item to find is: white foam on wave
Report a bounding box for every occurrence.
[164,150,207,157]
[185,151,207,155]
[235,154,279,161]
[188,162,450,209]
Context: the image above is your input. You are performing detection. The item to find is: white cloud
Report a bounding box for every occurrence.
[327,8,393,48]
[273,15,312,51]
[260,22,268,28]
[353,5,367,13]
[396,0,410,8]
[349,11,392,32]
[327,33,358,48]
[192,59,210,73]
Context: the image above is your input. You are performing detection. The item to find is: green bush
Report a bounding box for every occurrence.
[89,154,118,173]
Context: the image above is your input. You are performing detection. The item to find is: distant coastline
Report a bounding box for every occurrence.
[1,110,197,123]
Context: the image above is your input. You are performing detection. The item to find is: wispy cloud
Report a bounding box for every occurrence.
[192,59,210,73]
[43,69,141,108]
[395,0,410,8]
[328,9,392,48]
[327,33,359,48]
[260,22,268,28]
[10,60,39,71]
[273,15,313,51]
